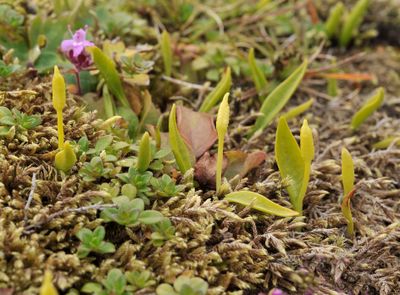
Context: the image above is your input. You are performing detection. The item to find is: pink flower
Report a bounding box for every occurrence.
[60,26,94,70]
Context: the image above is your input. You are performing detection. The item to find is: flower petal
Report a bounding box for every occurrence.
[73,29,86,42]
[60,39,74,53]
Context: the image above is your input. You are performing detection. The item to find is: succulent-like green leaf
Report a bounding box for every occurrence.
[351,87,384,130]
[249,60,308,137]
[282,98,314,121]
[168,104,195,173]
[275,117,305,212]
[248,48,267,94]
[339,0,369,47]
[325,2,344,39]
[341,147,354,197]
[136,132,152,172]
[225,191,299,217]
[160,30,173,76]
[199,67,231,112]
[86,46,129,108]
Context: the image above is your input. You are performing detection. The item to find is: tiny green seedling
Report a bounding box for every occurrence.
[100,196,164,227]
[248,48,267,95]
[82,268,155,295]
[199,67,231,112]
[117,167,153,204]
[248,59,308,138]
[150,174,184,197]
[156,275,208,295]
[215,93,230,192]
[136,131,152,173]
[324,2,344,39]
[275,117,315,213]
[0,106,41,139]
[168,104,195,173]
[339,0,369,47]
[160,30,173,76]
[341,147,355,236]
[52,66,77,172]
[76,226,115,258]
[225,191,299,217]
[125,270,156,291]
[82,268,126,295]
[351,87,384,130]
[151,218,176,246]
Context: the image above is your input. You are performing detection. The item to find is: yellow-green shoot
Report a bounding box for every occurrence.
[199,67,231,113]
[52,66,77,172]
[275,117,314,213]
[341,147,355,236]
[40,270,58,295]
[136,131,152,173]
[215,93,230,192]
[52,66,65,149]
[248,60,308,138]
[351,87,384,130]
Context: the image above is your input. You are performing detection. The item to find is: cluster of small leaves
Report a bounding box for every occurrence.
[151,174,184,197]
[156,276,208,295]
[78,135,131,182]
[82,268,155,295]
[100,196,164,227]
[0,106,41,139]
[76,226,115,258]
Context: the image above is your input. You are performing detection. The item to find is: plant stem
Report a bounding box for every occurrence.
[74,69,82,95]
[216,134,224,192]
[57,112,64,149]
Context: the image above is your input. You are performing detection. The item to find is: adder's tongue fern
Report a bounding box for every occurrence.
[52,66,77,172]
[52,65,66,149]
[215,93,230,192]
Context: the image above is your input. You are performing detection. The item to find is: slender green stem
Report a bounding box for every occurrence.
[216,134,224,192]
[57,112,64,149]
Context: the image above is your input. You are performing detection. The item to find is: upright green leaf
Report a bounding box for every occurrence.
[168,104,195,173]
[281,98,314,121]
[199,67,232,112]
[275,117,305,212]
[351,87,384,130]
[297,119,314,213]
[339,0,369,47]
[324,2,344,39]
[225,191,299,217]
[248,48,267,95]
[136,132,152,173]
[160,30,173,76]
[86,46,129,108]
[248,60,308,138]
[341,147,354,197]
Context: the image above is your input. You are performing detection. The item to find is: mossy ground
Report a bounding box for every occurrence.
[0,1,399,294]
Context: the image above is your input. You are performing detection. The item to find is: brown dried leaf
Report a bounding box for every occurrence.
[176,105,217,158]
[0,289,14,295]
[224,150,266,179]
[195,152,228,188]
